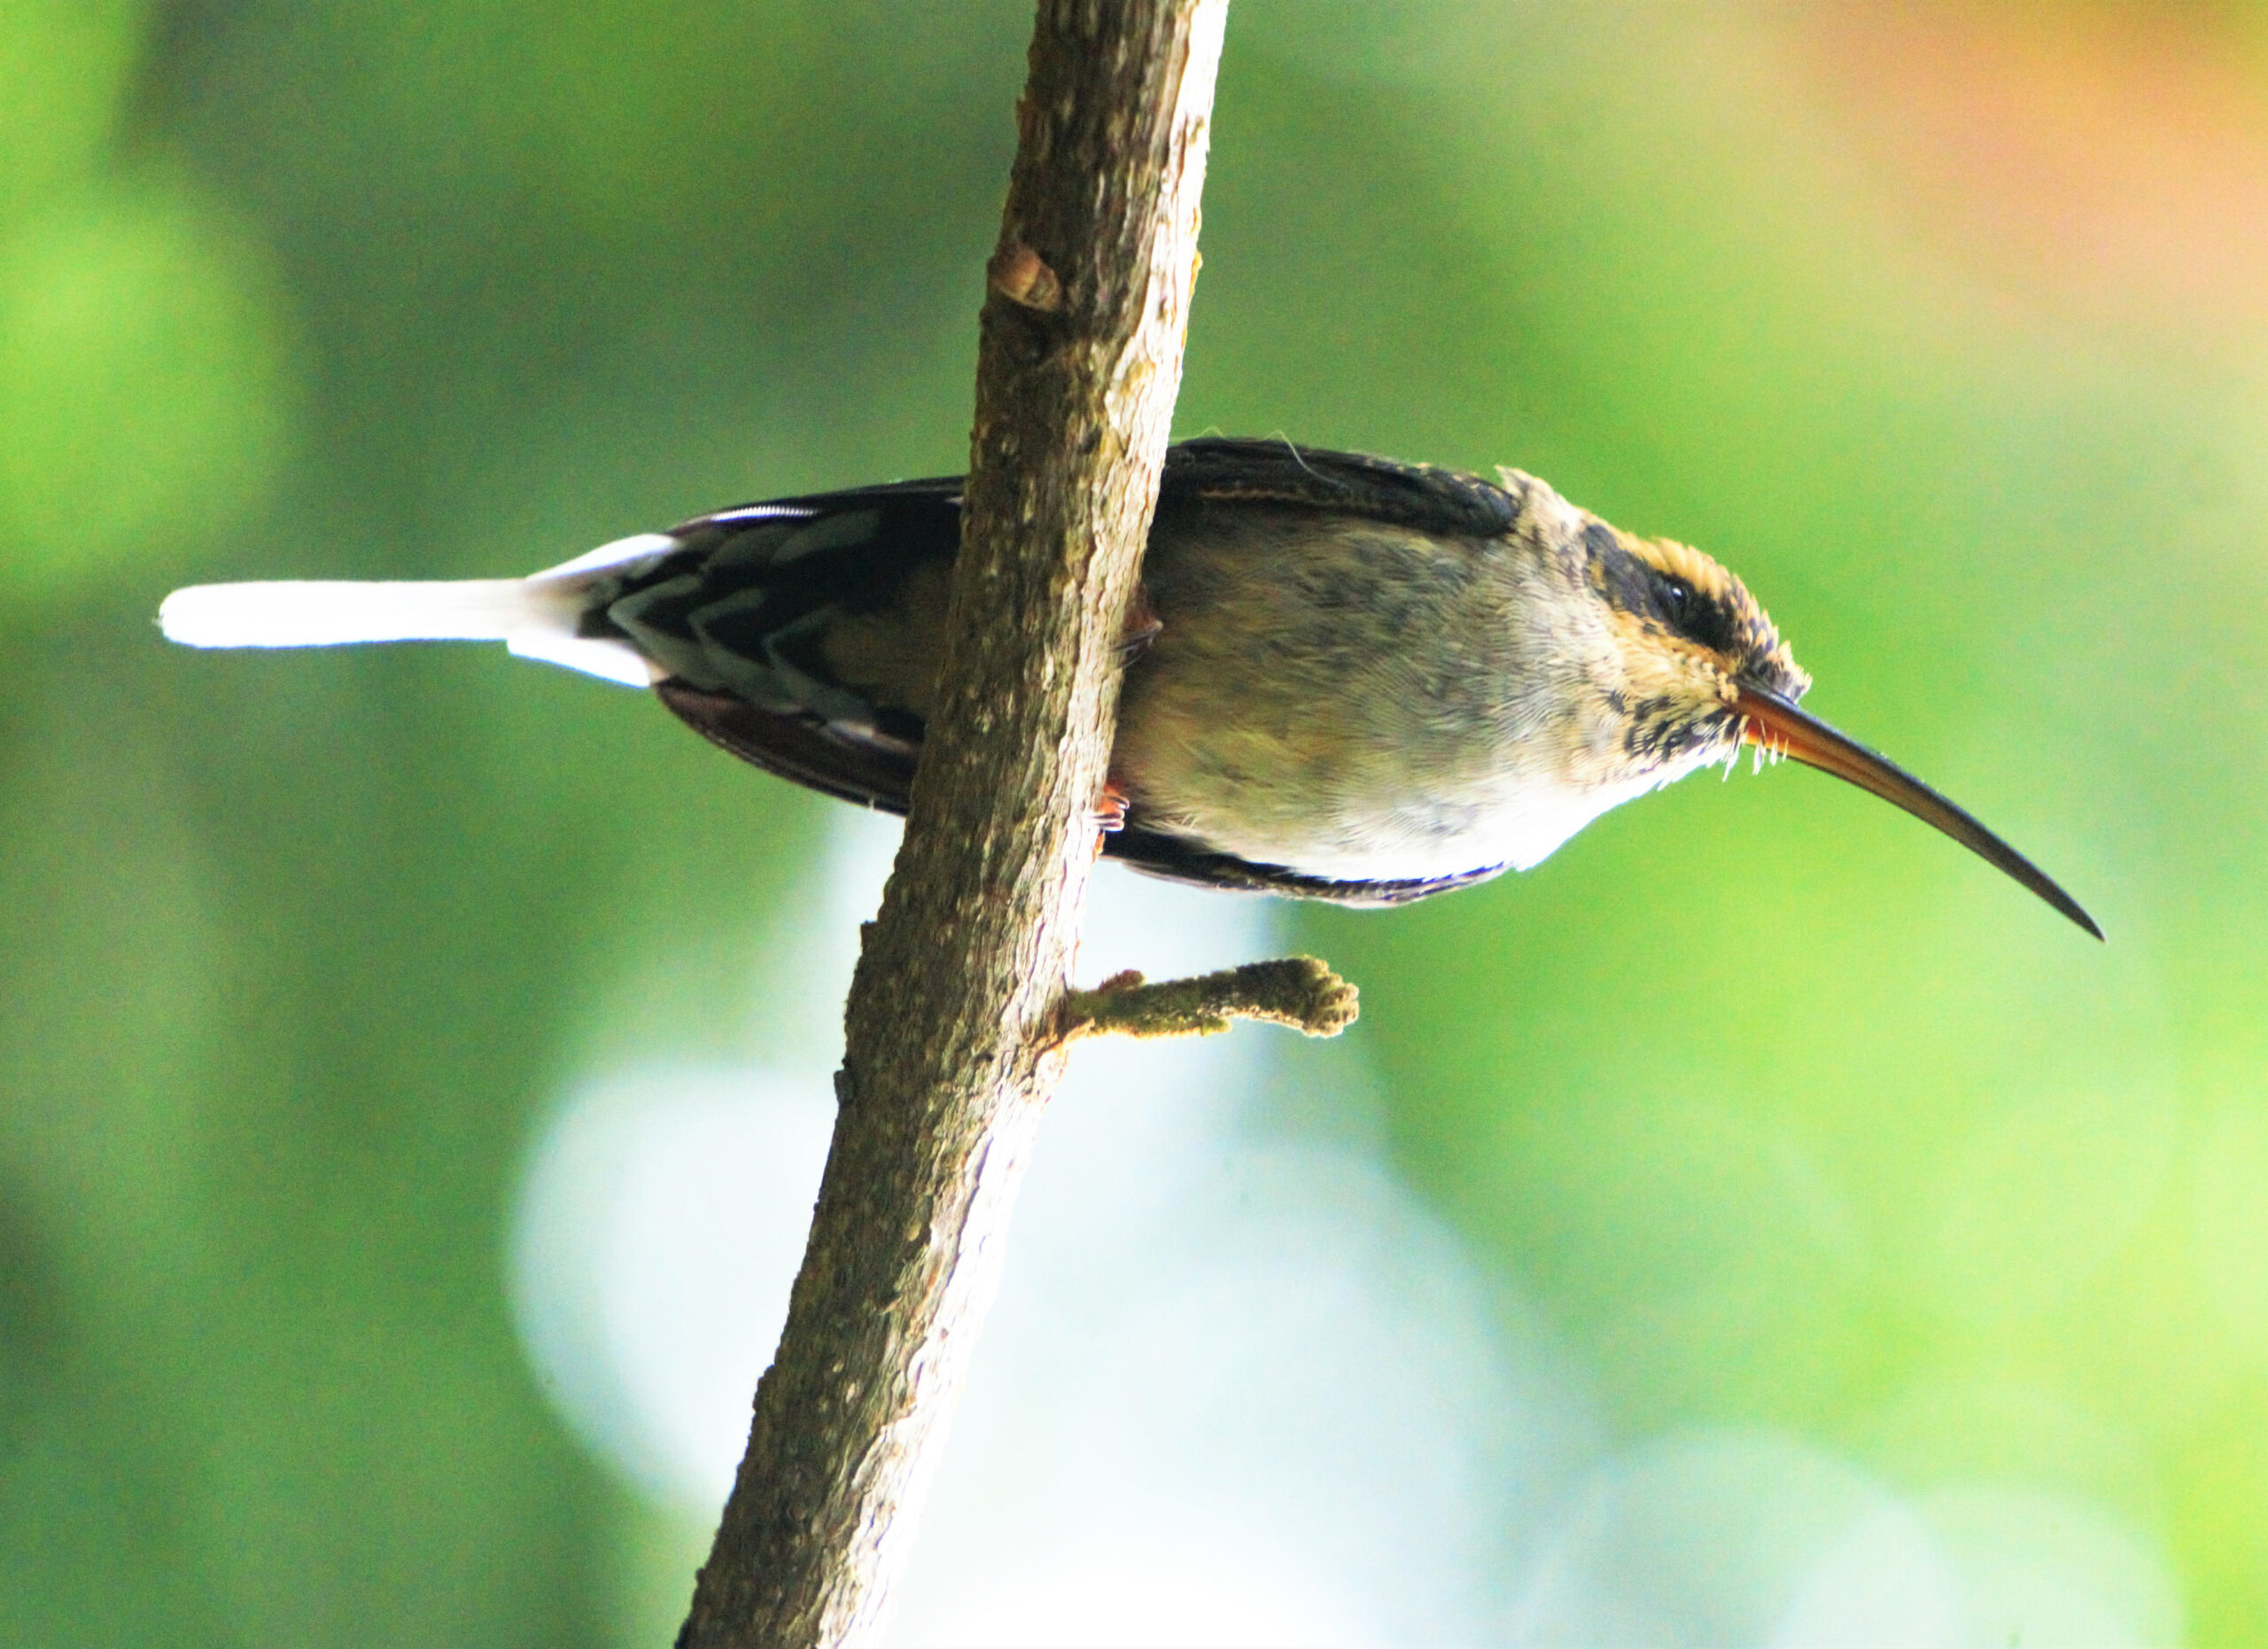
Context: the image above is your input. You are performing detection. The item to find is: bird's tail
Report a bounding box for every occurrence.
[157,533,678,687]
[159,578,545,648]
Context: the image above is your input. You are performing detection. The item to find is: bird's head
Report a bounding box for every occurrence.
[1582,521,1806,766]
[1580,517,2100,938]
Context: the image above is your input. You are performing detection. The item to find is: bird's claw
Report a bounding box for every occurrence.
[1093,782,1130,836]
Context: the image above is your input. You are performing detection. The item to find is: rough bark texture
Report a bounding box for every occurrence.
[1062,957,1359,1040]
[676,4,1226,1645]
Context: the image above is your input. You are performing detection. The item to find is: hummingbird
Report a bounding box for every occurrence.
[159,438,2099,936]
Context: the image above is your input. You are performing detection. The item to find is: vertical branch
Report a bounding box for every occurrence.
[677,4,1227,1646]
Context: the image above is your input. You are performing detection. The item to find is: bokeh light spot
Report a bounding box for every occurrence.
[0,0,143,218]
[508,1063,835,1511]
[0,183,290,597]
[2194,1101,2268,1364]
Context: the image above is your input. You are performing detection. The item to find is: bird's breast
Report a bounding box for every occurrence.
[1112,506,1664,883]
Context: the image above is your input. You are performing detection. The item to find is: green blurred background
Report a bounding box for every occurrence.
[6,0,2268,1642]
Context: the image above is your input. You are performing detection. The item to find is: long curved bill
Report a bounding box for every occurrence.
[1735,686,2101,940]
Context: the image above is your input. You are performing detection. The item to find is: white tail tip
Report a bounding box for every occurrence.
[159,577,660,688]
[159,533,683,688]
[159,579,540,649]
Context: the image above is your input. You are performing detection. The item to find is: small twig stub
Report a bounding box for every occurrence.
[987,240,1064,312]
[1060,955,1360,1041]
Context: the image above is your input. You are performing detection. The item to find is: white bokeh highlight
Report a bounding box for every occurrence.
[509,1062,835,1508]
[1510,1427,2181,1648]
[508,807,2182,1645]
[509,810,1586,1641]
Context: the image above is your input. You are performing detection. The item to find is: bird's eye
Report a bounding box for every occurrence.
[1653,571,1735,651]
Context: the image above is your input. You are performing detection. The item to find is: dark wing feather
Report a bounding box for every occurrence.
[628,441,1523,906]
[1158,437,1521,537]
[654,681,916,816]
[608,481,960,809]
[1104,826,1513,906]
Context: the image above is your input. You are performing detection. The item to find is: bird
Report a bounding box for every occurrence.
[158,436,2100,937]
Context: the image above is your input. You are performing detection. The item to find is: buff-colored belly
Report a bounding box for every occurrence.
[1110,509,1674,882]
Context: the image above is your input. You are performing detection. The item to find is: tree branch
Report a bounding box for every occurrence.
[677,4,1229,1645]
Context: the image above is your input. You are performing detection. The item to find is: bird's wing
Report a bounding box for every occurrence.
[600,478,960,815]
[1156,437,1521,538]
[628,443,1520,906]
[1102,827,1513,906]
[653,680,919,817]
